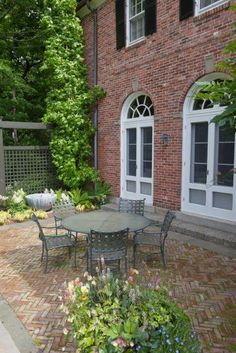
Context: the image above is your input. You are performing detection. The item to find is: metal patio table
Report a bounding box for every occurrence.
[61,209,151,234]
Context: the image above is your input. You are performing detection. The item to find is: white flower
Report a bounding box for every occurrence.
[61,193,70,202]
[0,195,8,201]
[81,285,89,294]
[63,328,68,335]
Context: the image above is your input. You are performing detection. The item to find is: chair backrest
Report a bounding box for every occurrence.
[89,228,129,256]
[118,198,145,216]
[160,210,175,238]
[32,213,45,241]
[52,198,76,218]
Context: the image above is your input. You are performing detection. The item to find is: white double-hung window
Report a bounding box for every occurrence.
[127,0,145,44]
[196,0,229,15]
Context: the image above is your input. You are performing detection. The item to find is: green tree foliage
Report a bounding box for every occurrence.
[197,5,236,131]
[41,0,105,188]
[0,0,48,145]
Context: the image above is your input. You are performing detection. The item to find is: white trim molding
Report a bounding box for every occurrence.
[182,73,236,223]
[120,92,154,205]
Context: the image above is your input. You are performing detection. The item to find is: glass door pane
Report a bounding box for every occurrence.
[141,127,152,178]
[215,125,235,187]
[191,122,208,183]
[127,128,136,176]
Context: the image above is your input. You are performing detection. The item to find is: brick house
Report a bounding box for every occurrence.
[78,0,236,223]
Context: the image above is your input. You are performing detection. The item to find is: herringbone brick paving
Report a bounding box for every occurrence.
[0,221,235,353]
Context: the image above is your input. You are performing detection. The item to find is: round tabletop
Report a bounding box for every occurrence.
[61,209,151,233]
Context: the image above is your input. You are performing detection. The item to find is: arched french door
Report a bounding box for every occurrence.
[121,92,154,205]
[182,74,236,222]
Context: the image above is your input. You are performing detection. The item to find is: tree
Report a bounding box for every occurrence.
[0,0,48,145]
[41,0,104,188]
[197,5,236,131]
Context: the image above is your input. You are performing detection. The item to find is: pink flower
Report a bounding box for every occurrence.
[128,276,134,284]
[112,337,127,348]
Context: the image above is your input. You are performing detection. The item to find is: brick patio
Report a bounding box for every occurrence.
[0,220,235,353]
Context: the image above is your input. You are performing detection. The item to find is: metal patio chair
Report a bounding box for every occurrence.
[32,213,76,273]
[87,228,129,275]
[118,198,145,216]
[133,210,175,269]
[52,198,77,232]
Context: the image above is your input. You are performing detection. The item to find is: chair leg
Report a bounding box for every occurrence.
[68,247,72,258]
[44,249,49,274]
[133,243,137,267]
[118,259,121,272]
[124,256,128,276]
[41,243,44,262]
[74,246,76,267]
[160,245,166,269]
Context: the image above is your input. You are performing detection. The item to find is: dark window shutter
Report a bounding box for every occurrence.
[145,0,156,36]
[116,0,125,50]
[179,0,194,21]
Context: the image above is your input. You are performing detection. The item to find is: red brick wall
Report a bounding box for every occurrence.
[82,0,235,210]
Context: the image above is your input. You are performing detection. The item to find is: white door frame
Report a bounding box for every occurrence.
[120,92,154,205]
[181,73,236,222]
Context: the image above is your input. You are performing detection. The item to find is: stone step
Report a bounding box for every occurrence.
[102,202,236,250]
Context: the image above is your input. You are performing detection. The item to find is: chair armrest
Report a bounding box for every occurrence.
[41,225,61,230]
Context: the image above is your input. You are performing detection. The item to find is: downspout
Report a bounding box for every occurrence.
[86,1,98,171]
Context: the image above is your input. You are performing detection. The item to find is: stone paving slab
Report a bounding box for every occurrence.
[0,220,235,353]
[0,320,20,353]
[0,294,38,353]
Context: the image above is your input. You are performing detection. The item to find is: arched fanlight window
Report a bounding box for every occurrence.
[127,94,154,119]
[192,79,227,111]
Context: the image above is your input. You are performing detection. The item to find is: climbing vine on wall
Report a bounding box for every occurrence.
[41,0,104,188]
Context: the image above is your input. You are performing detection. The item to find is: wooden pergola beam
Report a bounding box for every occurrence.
[0,121,48,130]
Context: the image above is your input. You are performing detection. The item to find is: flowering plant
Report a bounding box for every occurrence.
[61,266,201,353]
[0,211,11,225]
[6,188,28,215]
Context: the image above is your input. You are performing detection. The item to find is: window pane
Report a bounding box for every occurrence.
[143,127,152,143]
[126,180,136,193]
[137,105,145,115]
[138,95,145,104]
[128,128,136,143]
[129,145,136,160]
[194,164,207,183]
[219,125,235,142]
[189,189,206,205]
[130,15,144,42]
[217,165,234,187]
[127,129,136,176]
[191,123,208,184]
[141,127,152,178]
[195,123,208,142]
[143,162,152,177]
[195,144,208,163]
[218,143,234,164]
[140,182,152,195]
[215,125,235,187]
[128,161,136,176]
[213,192,233,210]
[130,0,144,17]
[143,145,152,160]
[200,0,220,9]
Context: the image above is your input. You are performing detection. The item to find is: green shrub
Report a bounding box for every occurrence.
[61,267,201,353]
